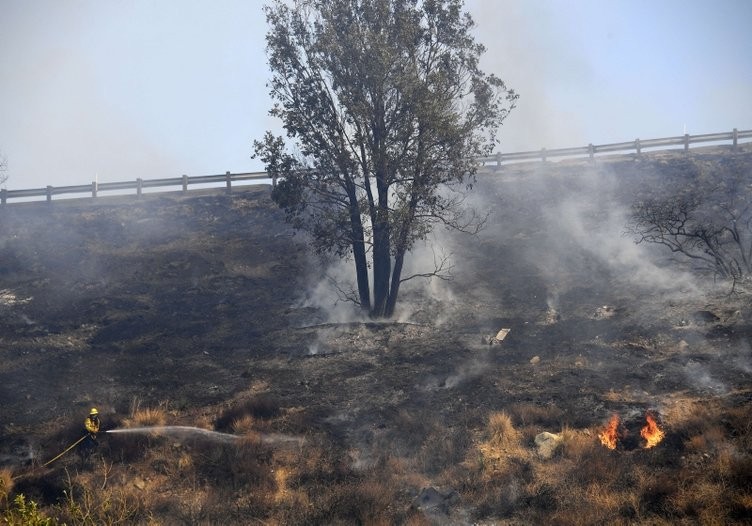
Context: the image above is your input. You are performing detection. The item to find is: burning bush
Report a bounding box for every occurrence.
[599,414,621,450]
[598,412,665,451]
[640,413,665,449]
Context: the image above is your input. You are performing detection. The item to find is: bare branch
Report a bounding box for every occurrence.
[400,245,454,284]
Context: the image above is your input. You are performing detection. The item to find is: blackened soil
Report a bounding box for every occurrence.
[0,147,751,524]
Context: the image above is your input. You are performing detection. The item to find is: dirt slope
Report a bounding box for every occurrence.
[1,147,751,524]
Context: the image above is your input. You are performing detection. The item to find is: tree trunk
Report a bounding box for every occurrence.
[346,192,371,312]
[343,173,371,312]
[371,217,391,317]
[384,250,405,317]
[371,107,391,318]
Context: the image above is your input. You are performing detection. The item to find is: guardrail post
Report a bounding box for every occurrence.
[182,174,188,193]
[0,189,6,205]
[733,128,738,148]
[46,185,53,202]
[635,139,641,156]
[541,148,547,162]
[684,134,690,152]
[588,144,594,161]
[92,181,98,198]
[226,171,232,194]
[137,178,143,197]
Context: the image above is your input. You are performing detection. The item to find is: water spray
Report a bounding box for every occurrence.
[106,426,304,446]
[107,426,240,443]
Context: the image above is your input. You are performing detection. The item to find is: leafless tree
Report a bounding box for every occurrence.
[628,160,752,288]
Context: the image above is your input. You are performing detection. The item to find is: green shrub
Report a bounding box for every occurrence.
[2,493,57,526]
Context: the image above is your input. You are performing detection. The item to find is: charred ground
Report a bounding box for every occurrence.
[1,146,751,524]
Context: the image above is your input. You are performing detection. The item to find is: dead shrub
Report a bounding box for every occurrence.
[0,468,14,504]
[559,427,597,461]
[108,401,169,462]
[633,466,678,516]
[106,433,150,464]
[122,400,167,428]
[54,466,146,525]
[191,434,273,492]
[668,401,718,439]
[231,414,255,435]
[467,477,525,519]
[670,479,729,524]
[214,396,280,433]
[415,425,468,477]
[724,404,752,449]
[714,445,752,486]
[684,425,726,453]
[350,478,398,525]
[565,444,627,488]
[280,474,403,526]
[473,412,530,482]
[487,411,521,450]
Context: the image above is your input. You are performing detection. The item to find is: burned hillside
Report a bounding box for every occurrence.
[1,146,751,524]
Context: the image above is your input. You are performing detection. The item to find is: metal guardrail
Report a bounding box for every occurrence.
[1,128,749,204]
[476,128,751,167]
[0,171,270,204]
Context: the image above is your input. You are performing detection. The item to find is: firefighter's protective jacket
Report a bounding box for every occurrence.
[85,416,100,435]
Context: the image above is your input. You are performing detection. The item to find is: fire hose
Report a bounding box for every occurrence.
[10,434,93,481]
[41,434,89,467]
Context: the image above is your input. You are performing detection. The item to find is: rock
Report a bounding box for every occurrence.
[530,355,541,365]
[535,432,562,459]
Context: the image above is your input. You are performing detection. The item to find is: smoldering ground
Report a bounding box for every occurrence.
[296,149,751,402]
[1,150,751,524]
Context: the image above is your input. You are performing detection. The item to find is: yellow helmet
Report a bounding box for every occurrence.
[89,408,99,415]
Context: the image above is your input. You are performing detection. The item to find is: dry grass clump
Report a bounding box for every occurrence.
[684,424,726,453]
[230,414,255,435]
[669,479,731,523]
[0,468,14,504]
[129,408,167,428]
[559,426,598,461]
[107,401,169,463]
[214,396,280,433]
[471,410,531,488]
[487,411,521,450]
[663,398,716,438]
[724,404,752,449]
[121,399,168,428]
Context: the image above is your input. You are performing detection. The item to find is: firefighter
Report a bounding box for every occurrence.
[85,408,100,437]
[80,408,101,461]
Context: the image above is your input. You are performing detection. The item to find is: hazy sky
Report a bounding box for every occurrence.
[1,0,750,191]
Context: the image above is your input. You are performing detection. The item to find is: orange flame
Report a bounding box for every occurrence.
[599,414,620,450]
[640,413,665,448]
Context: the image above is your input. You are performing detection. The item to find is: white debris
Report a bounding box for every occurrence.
[491,328,511,345]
